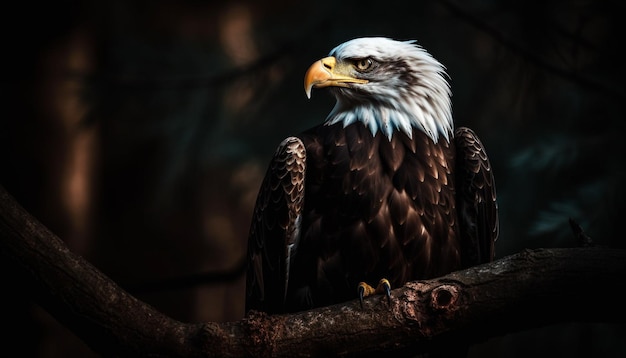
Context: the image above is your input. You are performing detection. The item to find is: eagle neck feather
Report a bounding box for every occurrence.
[324,96,453,144]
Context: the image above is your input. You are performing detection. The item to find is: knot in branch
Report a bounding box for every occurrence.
[430,284,459,311]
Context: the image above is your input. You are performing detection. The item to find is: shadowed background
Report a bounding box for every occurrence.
[1,0,624,356]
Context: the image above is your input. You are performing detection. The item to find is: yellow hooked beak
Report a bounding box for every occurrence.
[304,56,369,99]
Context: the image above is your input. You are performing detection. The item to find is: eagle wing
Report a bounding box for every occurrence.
[246,136,306,314]
[454,127,499,267]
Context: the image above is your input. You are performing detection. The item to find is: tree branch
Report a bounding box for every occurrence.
[1,183,625,357]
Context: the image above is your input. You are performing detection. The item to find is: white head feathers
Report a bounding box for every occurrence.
[323,37,453,143]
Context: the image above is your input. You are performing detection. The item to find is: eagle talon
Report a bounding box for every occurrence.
[358,281,376,309]
[358,284,364,309]
[377,278,392,304]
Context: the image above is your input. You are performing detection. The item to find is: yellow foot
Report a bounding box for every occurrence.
[358,278,392,309]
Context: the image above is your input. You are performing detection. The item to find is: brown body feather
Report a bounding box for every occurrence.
[246,121,497,314]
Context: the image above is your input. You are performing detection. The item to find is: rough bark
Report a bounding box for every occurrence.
[1,184,625,357]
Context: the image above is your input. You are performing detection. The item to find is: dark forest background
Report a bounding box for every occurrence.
[1,0,625,356]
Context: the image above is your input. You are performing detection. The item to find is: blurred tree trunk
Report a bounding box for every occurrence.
[1,12,100,356]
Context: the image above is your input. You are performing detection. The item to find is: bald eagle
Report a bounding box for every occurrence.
[246,37,498,315]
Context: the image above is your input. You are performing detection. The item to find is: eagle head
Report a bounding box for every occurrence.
[304,37,453,143]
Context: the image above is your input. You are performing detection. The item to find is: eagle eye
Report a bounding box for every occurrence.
[354,58,374,72]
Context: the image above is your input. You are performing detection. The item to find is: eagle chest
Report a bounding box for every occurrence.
[299,123,460,285]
